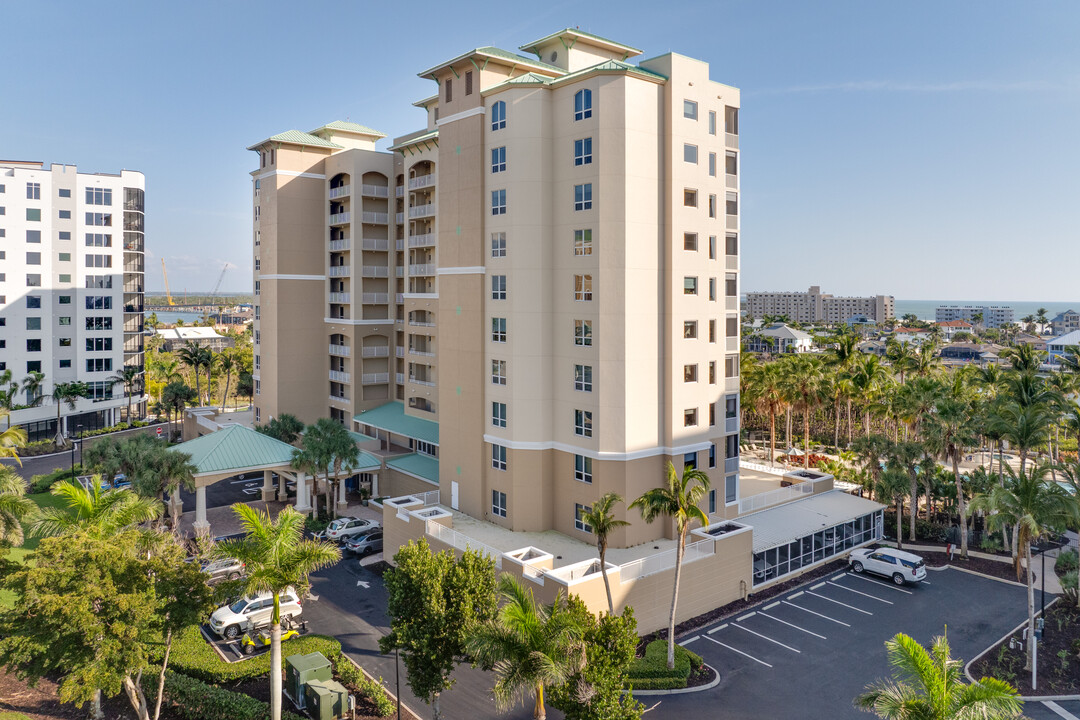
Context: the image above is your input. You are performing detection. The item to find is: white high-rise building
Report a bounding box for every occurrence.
[935,304,1014,329]
[0,161,146,441]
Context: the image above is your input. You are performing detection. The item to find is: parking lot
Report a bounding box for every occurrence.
[177,472,295,513]
[651,565,1048,720]
[1027,700,1080,720]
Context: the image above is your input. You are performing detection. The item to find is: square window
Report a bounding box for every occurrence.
[684,364,698,382]
[26,296,41,309]
[26,339,42,352]
[574,409,593,437]
[26,230,41,243]
[575,503,593,533]
[684,100,698,120]
[574,183,592,211]
[58,231,70,240]
[684,277,697,295]
[491,274,507,300]
[574,229,592,256]
[59,209,71,219]
[491,189,507,215]
[574,320,592,346]
[26,252,41,265]
[683,189,697,207]
[492,445,508,472]
[491,232,506,258]
[492,402,507,428]
[492,317,507,343]
[58,188,70,198]
[26,274,41,287]
[59,337,71,346]
[492,359,507,385]
[574,274,592,301]
[684,233,697,251]
[26,317,41,330]
[683,320,697,339]
[59,359,72,369]
[59,252,70,261]
[59,317,71,326]
[492,489,507,516]
[491,146,506,173]
[684,409,698,427]
[59,295,71,304]
[574,364,592,392]
[574,138,593,166]
[683,144,698,164]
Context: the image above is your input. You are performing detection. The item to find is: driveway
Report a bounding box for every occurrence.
[649,566,1048,720]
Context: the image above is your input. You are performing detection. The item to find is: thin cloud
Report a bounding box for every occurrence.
[751,78,1068,96]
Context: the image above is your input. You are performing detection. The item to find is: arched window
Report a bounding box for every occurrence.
[574,89,592,121]
[491,100,506,131]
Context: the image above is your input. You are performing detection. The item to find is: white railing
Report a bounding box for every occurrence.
[395,186,404,198]
[361,293,388,304]
[329,343,350,357]
[361,346,389,358]
[329,370,350,383]
[409,348,435,357]
[408,233,435,248]
[738,482,814,515]
[395,293,404,304]
[361,238,388,251]
[409,204,435,219]
[329,266,350,277]
[726,214,738,230]
[395,347,405,358]
[410,378,435,387]
[329,394,349,405]
[362,266,389,278]
[426,521,502,568]
[329,185,350,199]
[726,132,738,149]
[361,184,389,198]
[329,212,350,225]
[395,212,404,224]
[361,373,390,384]
[362,211,389,224]
[618,539,714,582]
[418,489,440,506]
[395,238,405,251]
[395,372,405,384]
[739,460,786,476]
[329,239,351,251]
[409,263,435,276]
[396,267,404,278]
[408,175,436,190]
[409,320,435,327]
[329,292,350,303]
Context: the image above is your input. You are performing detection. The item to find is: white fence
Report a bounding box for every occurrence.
[618,538,715,582]
[739,460,787,476]
[426,520,502,568]
[738,482,813,514]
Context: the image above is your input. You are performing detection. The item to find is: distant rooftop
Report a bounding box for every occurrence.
[246,129,343,152]
[518,27,643,57]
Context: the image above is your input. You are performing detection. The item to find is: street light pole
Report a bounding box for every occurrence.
[395,646,401,720]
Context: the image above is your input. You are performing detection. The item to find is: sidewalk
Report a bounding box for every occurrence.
[899,542,1064,595]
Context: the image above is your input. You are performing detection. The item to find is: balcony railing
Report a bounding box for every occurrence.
[329,212,350,225]
[395,293,404,304]
[361,184,389,198]
[409,348,435,357]
[361,238,388,251]
[362,266,389,278]
[361,211,389,224]
[409,319,435,327]
[329,394,350,406]
[329,370,351,383]
[737,482,814,515]
[408,174,436,190]
[396,267,404,278]
[361,292,389,304]
[408,233,435,248]
[409,264,435,276]
[329,343,350,357]
[395,212,404,224]
[329,185,351,199]
[409,377,436,387]
[726,214,738,230]
[329,238,351,251]
[361,373,390,384]
[726,132,739,150]
[395,186,404,198]
[329,292,351,303]
[329,266,350,277]
[619,539,714,582]
[396,347,405,358]
[395,238,405,251]
[395,372,405,384]
[408,204,435,219]
[361,346,389,358]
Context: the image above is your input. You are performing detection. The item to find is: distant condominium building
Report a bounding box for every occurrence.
[250,29,745,545]
[745,285,894,324]
[935,305,1014,329]
[0,161,146,441]
[1051,309,1080,336]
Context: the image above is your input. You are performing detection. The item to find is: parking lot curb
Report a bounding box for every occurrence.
[962,596,1061,694]
[629,663,722,696]
[930,563,1028,589]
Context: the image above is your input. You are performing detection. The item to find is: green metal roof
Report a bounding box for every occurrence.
[502,72,553,86]
[484,59,666,96]
[412,95,438,108]
[417,46,564,80]
[348,430,377,444]
[388,129,439,152]
[246,130,343,152]
[354,401,439,445]
[170,424,296,476]
[386,453,439,485]
[519,28,643,56]
[311,120,386,138]
[352,450,382,472]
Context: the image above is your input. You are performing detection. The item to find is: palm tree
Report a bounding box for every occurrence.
[0,466,35,549]
[1036,307,1049,333]
[29,478,161,538]
[1001,343,1044,373]
[293,418,359,518]
[177,342,205,404]
[160,381,197,439]
[855,631,1023,719]
[467,575,584,720]
[853,434,893,501]
[877,465,909,550]
[21,371,46,407]
[51,381,90,446]
[890,441,926,542]
[0,369,19,426]
[748,362,786,464]
[925,395,976,558]
[629,462,710,670]
[1021,314,1036,334]
[217,350,237,411]
[851,354,890,437]
[885,339,917,384]
[971,463,1076,673]
[579,492,630,615]
[788,356,827,467]
[216,505,340,720]
[0,411,27,465]
[109,366,142,423]
[991,402,1052,474]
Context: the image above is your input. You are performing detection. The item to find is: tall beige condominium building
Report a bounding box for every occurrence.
[250,29,743,549]
[746,285,894,324]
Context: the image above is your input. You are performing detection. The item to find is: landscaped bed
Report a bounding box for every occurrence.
[628,639,711,690]
[970,600,1080,695]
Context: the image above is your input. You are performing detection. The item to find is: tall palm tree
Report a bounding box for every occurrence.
[885,339,917,384]
[876,465,910,550]
[629,462,710,670]
[216,505,340,720]
[853,434,893,502]
[788,356,827,467]
[914,341,940,377]
[29,478,161,538]
[851,354,890,437]
[579,492,630,615]
[21,371,46,407]
[971,463,1076,673]
[51,381,90,446]
[991,402,1052,474]
[855,631,1023,719]
[749,362,786,464]
[177,342,205,404]
[0,369,19,427]
[1001,343,1044,374]
[467,575,583,720]
[1036,307,1049,333]
[0,411,27,465]
[890,441,926,542]
[925,395,976,558]
[0,466,35,549]
[217,350,237,411]
[109,366,142,423]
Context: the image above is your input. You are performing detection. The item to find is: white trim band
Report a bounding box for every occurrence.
[481,436,714,462]
[436,266,485,275]
[259,274,326,280]
[435,106,486,126]
[253,170,326,181]
[323,318,397,326]
[402,293,439,300]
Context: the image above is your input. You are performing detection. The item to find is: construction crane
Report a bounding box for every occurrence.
[161,259,176,306]
[203,263,229,323]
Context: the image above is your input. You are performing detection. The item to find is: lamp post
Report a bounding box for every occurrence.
[395,646,401,720]
[69,424,83,478]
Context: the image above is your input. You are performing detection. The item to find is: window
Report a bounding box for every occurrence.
[59,252,71,261]
[684,364,698,382]
[59,295,71,305]
[710,319,717,342]
[574,409,593,437]
[491,146,506,173]
[58,188,70,198]
[26,339,41,352]
[86,338,113,352]
[574,364,592,392]
[709,489,717,513]
[491,317,507,342]
[21,208,37,223]
[725,106,739,135]
[416,440,437,457]
[492,402,507,428]
[86,187,113,205]
[684,233,698,251]
[726,233,738,255]
[254,380,261,396]
[709,361,717,384]
[709,235,717,259]
[575,504,593,533]
[727,317,739,337]
[491,189,506,215]
[710,402,716,426]
[684,189,697,207]
[444,78,452,102]
[491,232,506,257]
[85,233,112,247]
[575,455,592,483]
[492,446,507,472]
[491,101,506,130]
[492,489,507,516]
[26,361,41,373]
[85,212,112,226]
[26,252,41,265]
[492,359,507,385]
[574,89,592,120]
[726,434,739,459]
[726,273,737,297]
[726,396,738,419]
[709,152,717,177]
[26,182,40,200]
[709,277,716,301]
[684,277,697,295]
[684,409,698,427]
[574,320,592,346]
[574,138,592,166]
[684,144,698,164]
[684,451,697,470]
[574,274,592,301]
[59,359,71,369]
[491,275,506,300]
[710,443,718,469]
[86,358,113,373]
[26,230,41,243]
[709,194,717,218]
[684,100,698,119]
[709,110,717,135]
[85,296,112,310]
[726,151,738,176]
[26,317,41,330]
[85,254,112,268]
[26,274,41,287]
[26,296,41,309]
[59,209,71,219]
[85,317,113,331]
[574,229,592,256]
[683,320,697,339]
[465,70,473,95]
[58,231,70,240]
[726,356,739,378]
[574,183,592,211]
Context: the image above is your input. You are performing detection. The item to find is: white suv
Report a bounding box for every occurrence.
[208,588,302,639]
[849,547,927,585]
[324,517,379,543]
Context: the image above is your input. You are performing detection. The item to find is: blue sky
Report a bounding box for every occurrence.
[3,1,1077,299]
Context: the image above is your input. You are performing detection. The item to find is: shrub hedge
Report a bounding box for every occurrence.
[153,671,305,720]
[1055,549,1078,576]
[29,466,83,493]
[333,654,395,717]
[167,626,342,683]
[626,639,704,690]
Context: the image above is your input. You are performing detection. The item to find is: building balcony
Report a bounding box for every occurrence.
[362,266,389,278]
[395,372,405,384]
[362,373,390,385]
[361,292,389,304]
[395,186,404,198]
[396,347,405,358]
[726,214,738,230]
[409,264,435,276]
[395,212,404,224]
[361,346,389,358]
[362,238,388,251]
[395,293,404,304]
[409,377,436,387]
[726,173,737,189]
[329,266,350,278]
[409,319,436,328]
[329,370,351,383]
[408,233,435,248]
[395,238,405,251]
[409,348,435,357]
[329,292,351,303]
[361,184,389,198]
[329,343,350,357]
[329,394,350,407]
[726,132,738,150]
[408,204,435,219]
[329,185,351,200]
[408,174,436,190]
[362,211,389,225]
[396,267,404,278]
[329,212,351,226]
[329,239,351,251]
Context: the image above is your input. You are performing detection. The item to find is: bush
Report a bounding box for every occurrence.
[1061,570,1077,605]
[305,515,331,535]
[153,671,305,720]
[1056,550,1079,576]
[333,655,395,717]
[166,625,342,683]
[29,465,82,493]
[627,639,703,690]
[16,439,61,457]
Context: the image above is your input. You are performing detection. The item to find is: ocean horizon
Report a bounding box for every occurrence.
[893,300,1080,322]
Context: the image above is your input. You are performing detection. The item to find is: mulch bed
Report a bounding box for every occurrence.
[0,670,184,720]
[230,676,402,720]
[685,663,717,689]
[970,601,1080,695]
[918,551,1032,585]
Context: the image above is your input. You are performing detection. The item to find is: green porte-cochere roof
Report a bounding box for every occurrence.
[386,453,439,485]
[351,451,382,473]
[354,401,439,446]
[170,424,297,476]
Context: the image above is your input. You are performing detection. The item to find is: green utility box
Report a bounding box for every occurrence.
[285,652,332,709]
[304,679,350,720]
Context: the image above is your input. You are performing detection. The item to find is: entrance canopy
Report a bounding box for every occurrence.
[170,424,297,484]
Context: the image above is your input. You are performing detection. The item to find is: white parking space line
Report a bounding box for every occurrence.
[846,573,913,594]
[789,591,805,599]
[811,582,826,590]
[764,602,780,610]
[737,611,757,621]
[758,611,827,640]
[703,635,773,668]
[1044,701,1080,720]
[782,601,851,627]
[827,581,894,604]
[707,623,728,635]
[831,573,846,581]
[806,590,874,615]
[731,623,801,653]
[680,636,700,646]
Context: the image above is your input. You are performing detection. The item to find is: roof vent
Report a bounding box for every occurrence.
[550,51,558,63]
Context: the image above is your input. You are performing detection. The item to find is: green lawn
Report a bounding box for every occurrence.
[0,491,67,608]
